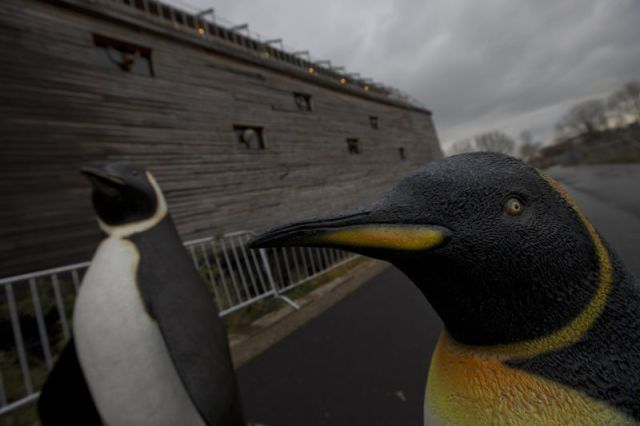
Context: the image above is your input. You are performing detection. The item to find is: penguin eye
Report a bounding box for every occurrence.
[504,198,524,216]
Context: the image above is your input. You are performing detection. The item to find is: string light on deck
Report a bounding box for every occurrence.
[183,7,398,101]
[195,8,213,36]
[264,39,281,59]
[264,38,283,47]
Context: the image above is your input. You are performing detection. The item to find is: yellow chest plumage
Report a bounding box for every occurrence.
[424,332,635,426]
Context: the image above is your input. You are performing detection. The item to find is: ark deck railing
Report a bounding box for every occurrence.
[65,0,424,106]
[0,230,357,418]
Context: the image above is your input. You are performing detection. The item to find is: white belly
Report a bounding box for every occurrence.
[73,237,205,426]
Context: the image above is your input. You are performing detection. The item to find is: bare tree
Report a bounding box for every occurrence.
[520,130,533,146]
[554,122,570,141]
[518,130,539,161]
[474,130,516,155]
[447,138,475,155]
[556,99,608,138]
[608,81,640,125]
[520,143,540,161]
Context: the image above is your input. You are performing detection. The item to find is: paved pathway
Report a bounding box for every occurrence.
[237,164,640,425]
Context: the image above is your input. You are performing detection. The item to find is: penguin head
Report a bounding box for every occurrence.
[81,161,167,236]
[251,152,609,348]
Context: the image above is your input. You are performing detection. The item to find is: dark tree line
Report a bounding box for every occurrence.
[448,130,540,161]
[555,80,640,141]
[448,130,515,156]
[447,79,640,162]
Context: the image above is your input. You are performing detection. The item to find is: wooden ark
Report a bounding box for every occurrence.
[0,0,442,277]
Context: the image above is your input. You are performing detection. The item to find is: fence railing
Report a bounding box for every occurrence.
[0,230,357,418]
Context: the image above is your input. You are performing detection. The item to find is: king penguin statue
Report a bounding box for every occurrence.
[251,152,640,425]
[38,161,244,426]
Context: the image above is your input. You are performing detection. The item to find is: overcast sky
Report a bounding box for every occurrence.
[170,0,640,148]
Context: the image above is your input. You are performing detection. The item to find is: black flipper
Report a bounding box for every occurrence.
[38,339,102,425]
[130,216,245,426]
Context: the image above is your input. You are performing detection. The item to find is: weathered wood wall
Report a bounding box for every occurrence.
[0,0,442,277]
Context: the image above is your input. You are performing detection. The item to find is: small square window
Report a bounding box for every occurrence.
[294,93,312,112]
[93,34,153,76]
[234,125,265,150]
[174,11,185,25]
[161,5,172,20]
[398,147,406,160]
[370,116,379,129]
[147,1,160,15]
[347,138,360,155]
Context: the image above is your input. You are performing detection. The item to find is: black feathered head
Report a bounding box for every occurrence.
[81,161,167,237]
[251,152,612,349]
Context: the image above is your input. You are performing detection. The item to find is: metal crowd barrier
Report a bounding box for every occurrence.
[0,231,357,418]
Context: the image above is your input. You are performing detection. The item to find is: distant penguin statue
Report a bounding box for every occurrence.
[38,162,244,426]
[251,152,640,425]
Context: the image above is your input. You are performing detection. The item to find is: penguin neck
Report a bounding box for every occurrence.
[410,226,616,360]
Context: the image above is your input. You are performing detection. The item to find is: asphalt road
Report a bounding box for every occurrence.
[237,164,640,426]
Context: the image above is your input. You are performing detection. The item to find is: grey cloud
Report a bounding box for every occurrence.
[172,0,640,146]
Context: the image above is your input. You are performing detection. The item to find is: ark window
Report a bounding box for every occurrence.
[398,147,406,160]
[186,15,195,28]
[147,0,159,15]
[347,138,360,155]
[161,5,172,20]
[294,93,312,112]
[234,125,265,150]
[93,34,153,77]
[370,116,379,129]
[174,11,185,26]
